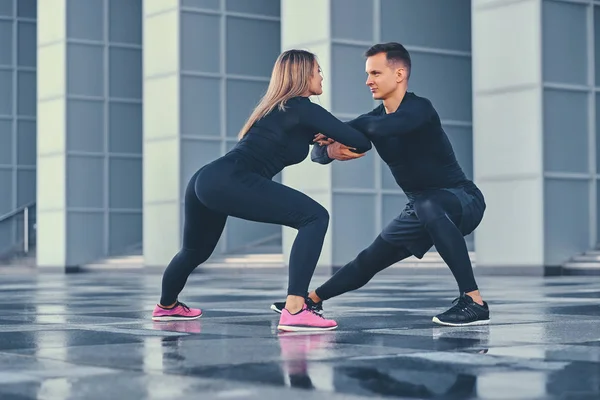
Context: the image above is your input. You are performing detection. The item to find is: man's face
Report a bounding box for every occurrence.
[365,53,401,100]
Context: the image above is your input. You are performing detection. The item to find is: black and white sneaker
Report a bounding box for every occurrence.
[432,293,490,327]
[270,297,324,315]
[270,301,286,314]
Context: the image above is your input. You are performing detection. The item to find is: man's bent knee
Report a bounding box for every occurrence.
[414,198,444,224]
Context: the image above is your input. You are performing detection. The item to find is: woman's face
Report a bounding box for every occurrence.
[308,62,323,96]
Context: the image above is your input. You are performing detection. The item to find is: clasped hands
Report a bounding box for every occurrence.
[313,134,365,161]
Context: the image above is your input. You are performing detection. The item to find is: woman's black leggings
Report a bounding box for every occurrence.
[160,161,330,306]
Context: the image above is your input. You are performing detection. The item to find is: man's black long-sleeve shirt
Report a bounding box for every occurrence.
[311,92,472,194]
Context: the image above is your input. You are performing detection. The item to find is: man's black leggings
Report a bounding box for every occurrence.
[160,158,330,305]
[316,188,483,301]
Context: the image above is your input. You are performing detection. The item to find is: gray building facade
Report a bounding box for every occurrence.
[0,0,36,258]
[281,0,473,268]
[143,0,282,267]
[0,0,597,272]
[473,0,600,269]
[35,0,143,267]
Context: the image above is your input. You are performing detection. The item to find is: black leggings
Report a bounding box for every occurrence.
[160,159,329,305]
[316,189,478,300]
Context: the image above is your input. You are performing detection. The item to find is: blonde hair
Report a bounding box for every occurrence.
[238,49,317,138]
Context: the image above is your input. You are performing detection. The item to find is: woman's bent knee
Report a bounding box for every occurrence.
[297,204,329,229]
[312,205,330,229]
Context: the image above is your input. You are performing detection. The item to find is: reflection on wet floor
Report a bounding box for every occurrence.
[0,271,598,399]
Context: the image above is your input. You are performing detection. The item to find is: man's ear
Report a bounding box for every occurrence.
[396,67,406,83]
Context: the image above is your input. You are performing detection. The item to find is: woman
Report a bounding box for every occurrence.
[151,49,372,332]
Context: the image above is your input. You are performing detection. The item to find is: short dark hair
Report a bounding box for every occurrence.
[364,42,411,78]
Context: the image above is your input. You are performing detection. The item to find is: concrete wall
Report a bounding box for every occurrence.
[281,0,473,267]
[472,0,600,268]
[0,0,37,255]
[36,0,143,267]
[142,0,282,267]
[0,0,595,270]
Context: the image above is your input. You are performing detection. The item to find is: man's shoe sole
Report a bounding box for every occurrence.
[270,304,282,314]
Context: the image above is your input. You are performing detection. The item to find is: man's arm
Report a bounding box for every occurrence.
[311,144,334,164]
[352,99,434,138]
[311,140,367,163]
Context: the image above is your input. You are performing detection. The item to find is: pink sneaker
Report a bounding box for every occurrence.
[277,304,338,332]
[152,301,202,321]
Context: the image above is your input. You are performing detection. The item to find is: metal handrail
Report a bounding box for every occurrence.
[0,201,36,255]
[0,201,36,222]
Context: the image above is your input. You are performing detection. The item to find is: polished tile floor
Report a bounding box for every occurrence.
[0,268,598,399]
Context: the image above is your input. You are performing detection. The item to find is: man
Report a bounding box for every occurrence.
[272,42,490,327]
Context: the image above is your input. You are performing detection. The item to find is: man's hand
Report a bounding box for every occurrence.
[326,141,365,161]
[313,133,366,160]
[313,133,334,146]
